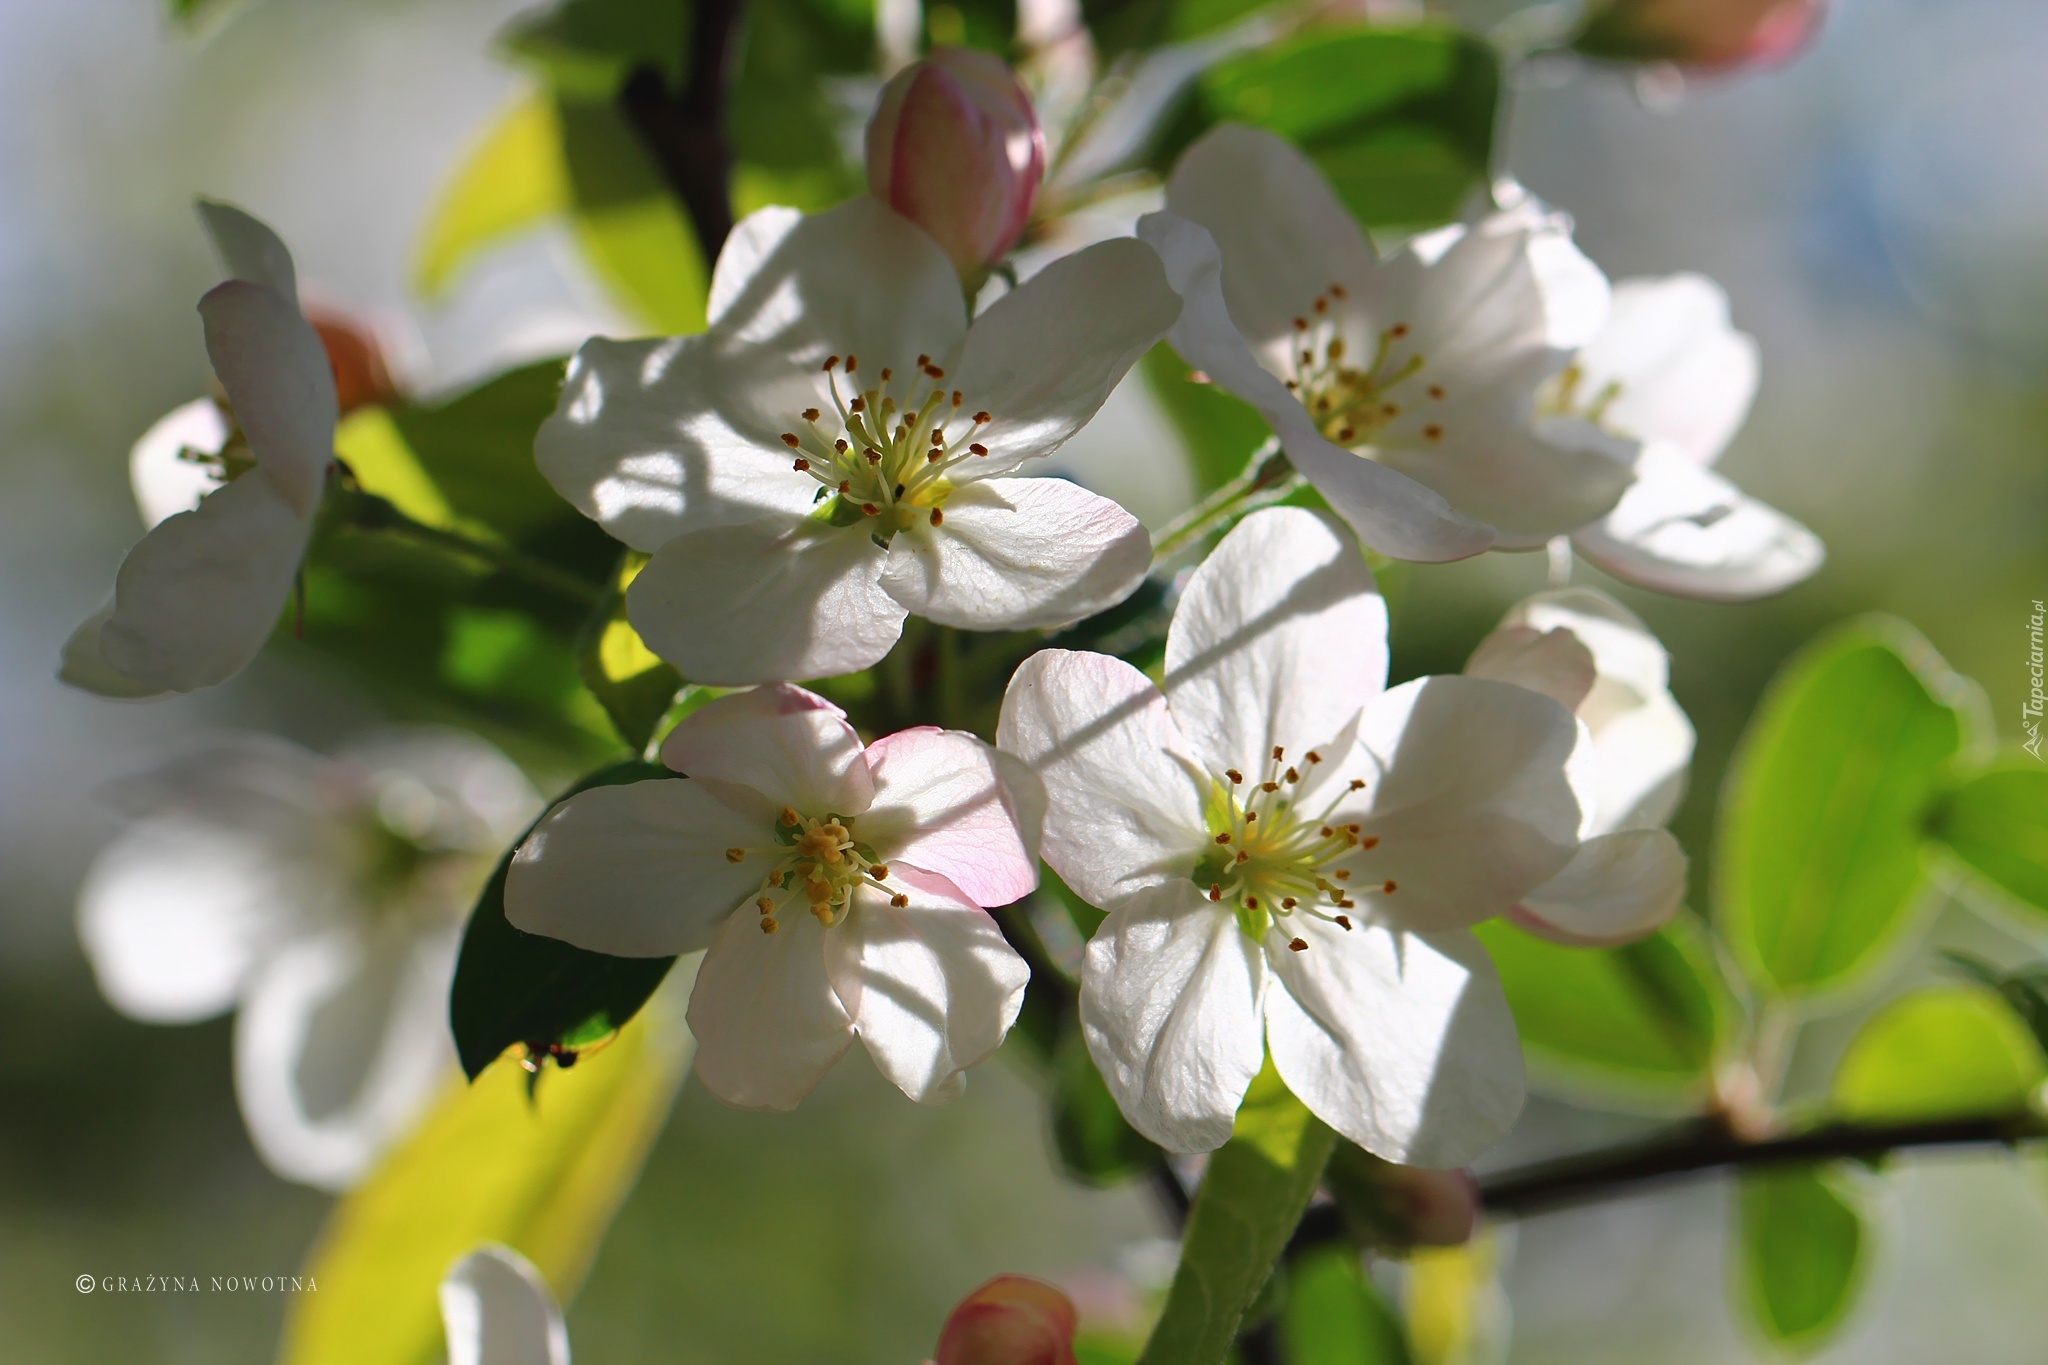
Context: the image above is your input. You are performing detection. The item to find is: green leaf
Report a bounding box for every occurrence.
[1831,983,2046,1122]
[415,94,572,298]
[1931,762,2048,916]
[557,95,710,333]
[451,761,682,1079]
[577,555,685,753]
[1052,1014,1160,1184]
[1475,914,1727,1111]
[281,993,693,1365]
[1136,1066,1337,1365]
[1139,343,1273,493]
[1193,25,1500,230]
[1717,618,1973,1004]
[1281,1245,1412,1365]
[1735,1164,1869,1355]
[1943,951,2048,1058]
[504,0,689,96]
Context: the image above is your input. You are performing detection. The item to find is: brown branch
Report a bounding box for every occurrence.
[620,0,748,259]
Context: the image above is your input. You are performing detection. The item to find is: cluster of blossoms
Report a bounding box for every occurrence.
[64,38,1810,1224]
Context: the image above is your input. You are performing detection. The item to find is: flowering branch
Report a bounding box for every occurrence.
[621,0,748,258]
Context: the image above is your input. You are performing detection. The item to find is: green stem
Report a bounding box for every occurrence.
[1150,439,1301,566]
[338,490,605,607]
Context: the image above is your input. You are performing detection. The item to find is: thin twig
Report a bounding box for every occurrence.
[621,0,749,259]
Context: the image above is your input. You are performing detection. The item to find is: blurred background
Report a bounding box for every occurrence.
[4,0,2047,1359]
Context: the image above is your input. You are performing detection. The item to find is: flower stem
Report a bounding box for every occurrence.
[336,489,605,607]
[1150,439,1302,565]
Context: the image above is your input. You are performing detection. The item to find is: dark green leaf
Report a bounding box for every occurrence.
[1943,951,2048,1057]
[1735,1164,1868,1355]
[1052,1015,1160,1183]
[450,761,681,1079]
[1139,343,1274,493]
[1475,915,1727,1110]
[1931,762,2048,916]
[1280,1244,1412,1365]
[1136,1066,1336,1365]
[1831,983,2045,1122]
[504,0,690,96]
[577,554,685,752]
[1718,618,1973,1004]
[1192,25,1500,230]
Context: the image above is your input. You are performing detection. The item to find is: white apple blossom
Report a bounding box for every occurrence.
[535,196,1179,686]
[505,683,1041,1109]
[440,1245,570,1365]
[997,506,1587,1164]
[62,201,338,699]
[1548,271,1825,599]
[1134,124,1637,560]
[1465,588,1694,945]
[77,729,540,1189]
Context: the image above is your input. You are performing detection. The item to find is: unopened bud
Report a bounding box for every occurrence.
[1574,0,1825,71]
[865,48,1046,281]
[1373,1164,1480,1248]
[307,312,400,415]
[932,1275,1077,1365]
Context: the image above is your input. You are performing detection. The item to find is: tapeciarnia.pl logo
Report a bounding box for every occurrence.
[2026,599,2045,761]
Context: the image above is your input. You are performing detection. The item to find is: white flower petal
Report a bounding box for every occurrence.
[1462,622,1597,714]
[858,727,1039,909]
[60,604,170,699]
[706,205,804,326]
[997,649,1209,909]
[1375,413,1636,550]
[196,198,298,298]
[91,468,313,695]
[686,905,854,1110]
[1136,209,1491,563]
[337,727,543,852]
[1163,124,1377,353]
[1079,880,1267,1153]
[878,477,1151,630]
[1347,676,1582,933]
[1515,828,1686,947]
[440,1245,570,1365]
[659,682,875,816]
[952,237,1180,475]
[1577,274,1759,467]
[233,921,458,1190]
[627,518,908,685]
[77,819,283,1022]
[1573,443,1824,601]
[198,279,336,516]
[505,779,765,957]
[828,871,1030,1103]
[1164,506,1387,780]
[130,398,230,529]
[1265,923,1523,1167]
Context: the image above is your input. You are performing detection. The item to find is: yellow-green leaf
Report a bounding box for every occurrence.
[1831,983,2046,1122]
[416,93,572,299]
[279,975,694,1365]
[1735,1164,1868,1355]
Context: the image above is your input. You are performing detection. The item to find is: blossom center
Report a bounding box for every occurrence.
[1192,745,1390,952]
[779,353,997,541]
[729,806,906,934]
[1538,361,1624,427]
[1281,286,1449,452]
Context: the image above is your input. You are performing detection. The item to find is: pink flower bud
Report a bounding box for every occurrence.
[1372,1165,1480,1248]
[305,311,399,415]
[1575,0,1825,71]
[865,49,1047,280]
[932,1275,1078,1365]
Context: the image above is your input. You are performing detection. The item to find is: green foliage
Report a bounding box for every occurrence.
[451,761,682,1080]
[1475,915,1728,1110]
[1735,1164,1869,1355]
[1136,1066,1337,1365]
[1139,344,1274,494]
[1281,1245,1412,1365]
[1052,1015,1160,1183]
[503,0,689,95]
[1830,984,2046,1122]
[1944,951,2048,1057]
[1717,618,1972,1005]
[281,998,693,1365]
[1189,25,1501,230]
[578,554,686,752]
[390,360,578,544]
[1931,762,2048,916]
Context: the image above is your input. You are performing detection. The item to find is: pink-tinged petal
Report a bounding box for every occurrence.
[1134,209,1491,563]
[628,517,908,686]
[89,467,313,695]
[1079,880,1267,1153]
[1341,676,1582,933]
[879,477,1151,631]
[1514,828,1686,947]
[130,397,230,529]
[660,683,874,816]
[1573,443,1824,601]
[996,649,1209,910]
[859,727,1038,908]
[687,906,854,1110]
[934,1276,1079,1365]
[440,1246,570,1365]
[1464,622,1598,713]
[199,280,336,516]
[505,779,766,957]
[1163,506,1387,781]
[827,869,1030,1103]
[1265,922,1523,1168]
